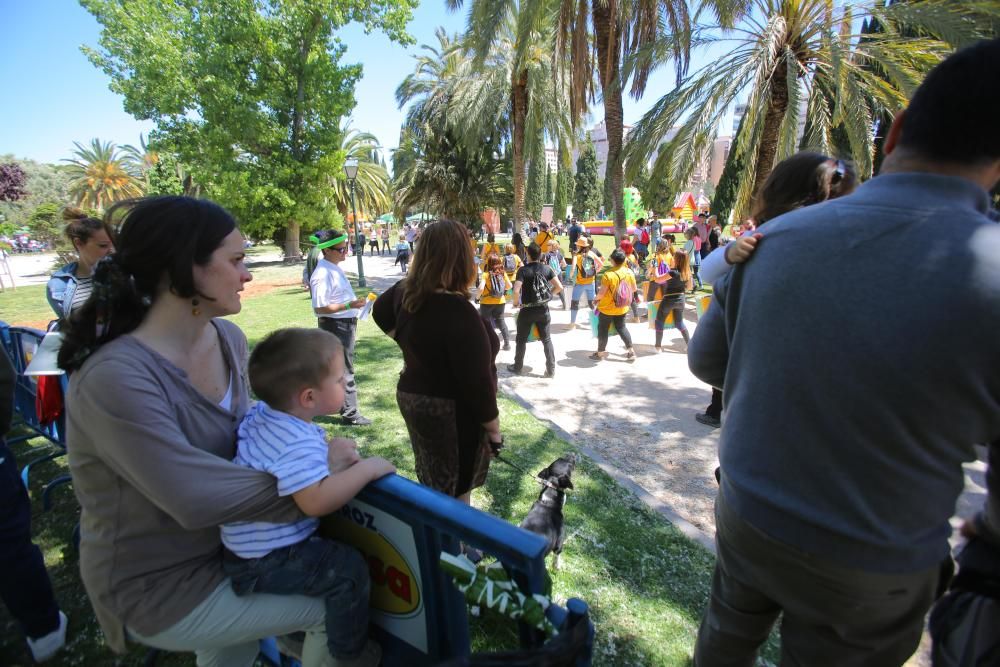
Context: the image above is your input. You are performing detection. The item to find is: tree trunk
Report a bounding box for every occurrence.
[593,1,626,244]
[511,71,529,230]
[284,218,301,261]
[746,59,790,220]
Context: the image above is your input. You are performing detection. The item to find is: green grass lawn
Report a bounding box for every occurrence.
[0,265,774,666]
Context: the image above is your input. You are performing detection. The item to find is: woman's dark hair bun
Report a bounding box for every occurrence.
[62,206,89,221]
[57,196,236,372]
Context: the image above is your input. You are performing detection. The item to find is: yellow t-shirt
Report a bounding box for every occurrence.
[480,271,512,305]
[503,254,523,283]
[574,251,599,285]
[481,242,502,261]
[597,266,636,316]
[534,231,553,249]
[648,252,674,282]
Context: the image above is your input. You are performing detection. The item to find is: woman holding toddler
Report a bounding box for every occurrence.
[58,196,388,667]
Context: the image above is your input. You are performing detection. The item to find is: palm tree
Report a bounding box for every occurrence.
[63,139,145,211]
[393,121,509,224]
[462,0,706,239]
[122,133,160,191]
[445,1,574,229]
[330,128,391,220]
[625,0,995,221]
[396,29,468,136]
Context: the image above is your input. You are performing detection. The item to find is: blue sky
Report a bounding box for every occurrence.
[0,0,730,166]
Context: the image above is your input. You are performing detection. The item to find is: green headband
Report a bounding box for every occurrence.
[310,233,348,251]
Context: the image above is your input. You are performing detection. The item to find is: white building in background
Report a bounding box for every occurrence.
[570,120,636,179]
[543,146,559,173]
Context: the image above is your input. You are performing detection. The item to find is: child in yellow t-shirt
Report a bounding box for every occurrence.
[591,248,636,361]
[502,244,523,285]
[569,237,603,327]
[480,233,502,263]
[533,223,554,250]
[646,238,675,302]
[479,253,513,350]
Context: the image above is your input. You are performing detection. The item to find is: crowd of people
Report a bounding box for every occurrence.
[1,38,997,667]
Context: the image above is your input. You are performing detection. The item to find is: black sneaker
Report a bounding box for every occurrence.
[506,364,524,375]
[695,413,721,428]
[342,414,373,426]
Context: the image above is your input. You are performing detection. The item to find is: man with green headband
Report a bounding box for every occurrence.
[310,229,372,426]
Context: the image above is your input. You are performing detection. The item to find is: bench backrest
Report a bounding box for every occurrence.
[321,474,592,665]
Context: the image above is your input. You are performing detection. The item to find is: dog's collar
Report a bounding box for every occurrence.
[537,477,562,492]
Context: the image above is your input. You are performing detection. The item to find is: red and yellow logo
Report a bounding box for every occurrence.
[321,508,421,617]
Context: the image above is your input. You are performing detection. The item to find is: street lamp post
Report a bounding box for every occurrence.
[343,158,366,288]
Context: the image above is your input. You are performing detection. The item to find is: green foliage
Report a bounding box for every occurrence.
[0,156,73,233]
[62,139,144,211]
[28,203,65,247]
[553,161,568,222]
[525,148,545,221]
[573,137,600,220]
[624,0,998,221]
[393,29,513,225]
[636,162,673,217]
[146,153,186,197]
[544,163,553,204]
[712,113,748,226]
[80,0,417,256]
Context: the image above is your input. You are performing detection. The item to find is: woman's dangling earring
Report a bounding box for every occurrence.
[191,297,201,316]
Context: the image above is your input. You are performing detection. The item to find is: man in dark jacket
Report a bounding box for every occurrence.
[689,39,1000,666]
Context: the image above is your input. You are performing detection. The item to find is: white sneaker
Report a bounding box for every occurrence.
[27,611,67,663]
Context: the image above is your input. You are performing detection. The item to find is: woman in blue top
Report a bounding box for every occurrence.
[46,208,115,322]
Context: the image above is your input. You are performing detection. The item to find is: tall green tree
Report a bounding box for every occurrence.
[538,0,719,239]
[626,0,996,220]
[82,0,416,259]
[525,151,545,221]
[62,139,144,211]
[446,0,573,230]
[393,30,510,224]
[573,137,600,219]
[712,114,748,225]
[544,163,553,204]
[553,161,568,222]
[329,128,392,219]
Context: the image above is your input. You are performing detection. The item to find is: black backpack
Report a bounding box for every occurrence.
[523,265,552,307]
[929,538,1000,666]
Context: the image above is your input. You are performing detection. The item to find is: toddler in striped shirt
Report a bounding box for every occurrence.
[221,328,394,666]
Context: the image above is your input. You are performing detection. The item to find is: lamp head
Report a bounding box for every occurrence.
[343,157,359,181]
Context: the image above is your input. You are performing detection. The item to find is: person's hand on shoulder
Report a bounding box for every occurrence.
[328,437,361,472]
[724,232,763,265]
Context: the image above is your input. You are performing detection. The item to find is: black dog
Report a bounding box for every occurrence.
[519,454,577,570]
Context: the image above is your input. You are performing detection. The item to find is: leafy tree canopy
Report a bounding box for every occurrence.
[81,0,417,257]
[0,156,73,236]
[573,137,600,220]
